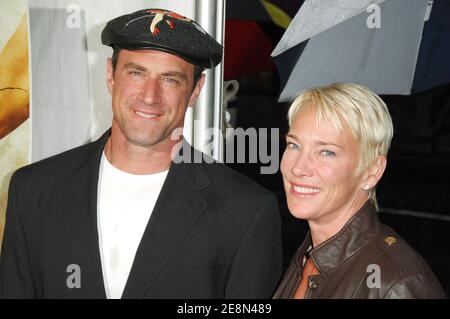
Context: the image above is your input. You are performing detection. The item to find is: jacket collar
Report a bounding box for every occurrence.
[55,129,110,298]
[296,201,381,275]
[58,129,211,298]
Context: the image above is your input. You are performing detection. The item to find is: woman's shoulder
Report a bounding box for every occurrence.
[368,224,446,298]
[374,224,427,276]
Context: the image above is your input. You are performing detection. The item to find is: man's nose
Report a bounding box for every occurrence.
[140,78,162,105]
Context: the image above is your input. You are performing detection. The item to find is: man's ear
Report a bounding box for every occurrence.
[188,73,206,107]
[106,58,114,95]
[362,155,387,190]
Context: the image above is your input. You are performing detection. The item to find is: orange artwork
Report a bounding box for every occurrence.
[0,1,30,248]
[0,14,29,139]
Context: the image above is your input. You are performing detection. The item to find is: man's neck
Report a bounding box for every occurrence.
[104,134,177,175]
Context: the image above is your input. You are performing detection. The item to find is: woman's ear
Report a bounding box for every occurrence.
[361,155,387,190]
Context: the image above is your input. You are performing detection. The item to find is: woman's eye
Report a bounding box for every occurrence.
[321,150,336,157]
[286,142,299,150]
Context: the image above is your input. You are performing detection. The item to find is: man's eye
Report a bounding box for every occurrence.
[129,71,143,77]
[320,150,336,157]
[164,78,178,85]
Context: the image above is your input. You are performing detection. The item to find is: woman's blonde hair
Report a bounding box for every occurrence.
[287,83,394,205]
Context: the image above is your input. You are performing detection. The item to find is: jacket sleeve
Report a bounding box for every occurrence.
[0,171,36,298]
[225,193,282,298]
[384,272,447,299]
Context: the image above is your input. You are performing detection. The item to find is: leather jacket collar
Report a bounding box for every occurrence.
[296,201,382,275]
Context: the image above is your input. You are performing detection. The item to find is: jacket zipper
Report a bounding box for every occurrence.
[305,277,319,299]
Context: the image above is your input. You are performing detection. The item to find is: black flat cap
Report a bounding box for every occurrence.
[101,8,223,68]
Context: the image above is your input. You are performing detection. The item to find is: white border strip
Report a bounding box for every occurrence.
[26,3,33,164]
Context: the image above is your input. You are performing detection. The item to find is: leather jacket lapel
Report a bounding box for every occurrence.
[310,201,381,274]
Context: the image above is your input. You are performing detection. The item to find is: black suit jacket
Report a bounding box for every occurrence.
[0,130,282,298]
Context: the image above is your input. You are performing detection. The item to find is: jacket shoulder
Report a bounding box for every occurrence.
[202,161,274,199]
[375,224,428,276]
[372,224,445,298]
[14,141,97,180]
[177,144,274,200]
[11,140,98,193]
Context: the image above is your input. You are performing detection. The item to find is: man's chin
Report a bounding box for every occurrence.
[126,136,162,148]
[125,132,175,149]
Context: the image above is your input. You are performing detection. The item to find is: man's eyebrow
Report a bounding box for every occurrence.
[122,63,188,81]
[123,62,147,72]
[161,71,188,81]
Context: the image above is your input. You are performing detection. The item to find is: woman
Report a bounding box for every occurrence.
[273,83,445,299]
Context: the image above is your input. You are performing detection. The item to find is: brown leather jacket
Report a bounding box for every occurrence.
[273,202,446,299]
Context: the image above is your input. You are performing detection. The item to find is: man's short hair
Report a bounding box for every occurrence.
[110,47,205,88]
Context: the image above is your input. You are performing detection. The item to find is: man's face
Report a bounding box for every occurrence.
[106,49,204,149]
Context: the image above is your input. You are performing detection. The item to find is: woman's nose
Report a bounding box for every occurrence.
[291,152,313,177]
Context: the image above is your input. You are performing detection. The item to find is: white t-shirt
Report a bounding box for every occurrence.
[97,152,168,299]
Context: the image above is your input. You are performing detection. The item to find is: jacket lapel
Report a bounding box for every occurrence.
[57,135,210,299]
[121,146,210,299]
[57,130,110,298]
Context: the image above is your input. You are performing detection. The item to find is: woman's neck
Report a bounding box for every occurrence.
[308,192,369,247]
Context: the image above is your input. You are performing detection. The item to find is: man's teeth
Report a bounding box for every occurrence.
[135,111,159,119]
[293,186,321,194]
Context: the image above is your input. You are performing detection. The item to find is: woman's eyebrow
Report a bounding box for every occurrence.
[285,133,298,141]
[316,140,342,149]
[285,134,343,149]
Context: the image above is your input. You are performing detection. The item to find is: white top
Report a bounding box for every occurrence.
[97,152,168,299]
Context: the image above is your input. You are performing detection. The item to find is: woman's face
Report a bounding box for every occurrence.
[281,104,369,226]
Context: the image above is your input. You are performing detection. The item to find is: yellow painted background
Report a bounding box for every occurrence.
[0,0,30,248]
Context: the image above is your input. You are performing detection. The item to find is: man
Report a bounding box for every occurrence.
[0,9,282,299]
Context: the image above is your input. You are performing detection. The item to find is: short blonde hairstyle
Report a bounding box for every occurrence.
[287,83,394,205]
